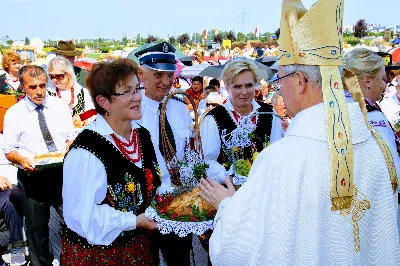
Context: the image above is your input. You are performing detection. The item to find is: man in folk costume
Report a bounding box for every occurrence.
[135,42,193,266]
[199,0,400,265]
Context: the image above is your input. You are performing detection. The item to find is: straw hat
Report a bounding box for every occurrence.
[56,40,82,57]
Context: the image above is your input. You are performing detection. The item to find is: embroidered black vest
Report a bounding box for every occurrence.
[207,102,273,170]
[63,127,161,248]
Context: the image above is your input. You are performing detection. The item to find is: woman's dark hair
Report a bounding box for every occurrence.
[209,78,220,88]
[203,85,217,93]
[86,58,141,115]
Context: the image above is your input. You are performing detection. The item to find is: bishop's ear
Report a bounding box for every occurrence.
[295,71,308,94]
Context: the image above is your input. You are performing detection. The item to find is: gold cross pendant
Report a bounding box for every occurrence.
[340,185,370,252]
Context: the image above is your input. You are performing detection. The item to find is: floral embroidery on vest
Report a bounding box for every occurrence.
[111,172,143,213]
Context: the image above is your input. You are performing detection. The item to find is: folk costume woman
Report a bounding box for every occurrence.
[0,51,22,94]
[200,60,274,184]
[343,48,400,170]
[62,59,161,265]
[47,56,95,123]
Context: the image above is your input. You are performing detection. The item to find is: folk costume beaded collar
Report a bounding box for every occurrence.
[111,129,141,164]
[225,97,260,125]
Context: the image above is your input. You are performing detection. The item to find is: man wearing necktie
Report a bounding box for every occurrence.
[136,42,193,266]
[2,65,75,266]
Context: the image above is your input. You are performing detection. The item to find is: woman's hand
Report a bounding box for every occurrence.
[199,176,236,210]
[136,213,158,230]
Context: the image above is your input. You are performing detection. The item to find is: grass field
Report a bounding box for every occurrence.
[85,53,104,60]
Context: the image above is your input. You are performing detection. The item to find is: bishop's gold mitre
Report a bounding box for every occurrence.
[279,0,344,66]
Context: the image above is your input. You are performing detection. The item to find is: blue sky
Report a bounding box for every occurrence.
[2,0,399,40]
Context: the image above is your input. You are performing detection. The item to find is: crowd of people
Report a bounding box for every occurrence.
[0,0,400,265]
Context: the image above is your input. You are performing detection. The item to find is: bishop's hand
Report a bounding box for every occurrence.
[199,176,236,210]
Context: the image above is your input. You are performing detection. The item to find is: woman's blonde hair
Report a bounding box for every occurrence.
[47,56,76,88]
[222,60,260,86]
[193,51,204,62]
[343,48,384,81]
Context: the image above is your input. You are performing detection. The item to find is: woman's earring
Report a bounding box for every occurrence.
[106,109,110,116]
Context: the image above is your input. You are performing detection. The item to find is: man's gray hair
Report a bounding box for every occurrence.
[18,65,48,86]
[282,65,322,87]
[282,65,344,88]
[271,92,282,106]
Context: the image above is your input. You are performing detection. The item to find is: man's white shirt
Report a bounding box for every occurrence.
[2,96,75,165]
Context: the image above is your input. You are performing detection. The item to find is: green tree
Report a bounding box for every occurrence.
[246,32,256,40]
[213,33,224,44]
[237,32,246,42]
[24,37,30,45]
[343,28,353,37]
[121,36,128,45]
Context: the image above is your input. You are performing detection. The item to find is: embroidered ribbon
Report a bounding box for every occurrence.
[344,69,398,193]
[321,66,354,211]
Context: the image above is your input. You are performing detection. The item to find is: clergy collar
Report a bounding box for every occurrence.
[224,97,260,114]
[286,102,371,144]
[94,115,140,139]
[24,95,49,113]
[142,94,165,115]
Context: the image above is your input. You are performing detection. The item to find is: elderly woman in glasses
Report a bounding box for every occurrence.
[47,56,95,127]
[61,59,161,265]
[200,60,274,185]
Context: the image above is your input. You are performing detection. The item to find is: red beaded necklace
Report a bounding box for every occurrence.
[231,110,257,124]
[111,129,141,163]
[56,87,74,109]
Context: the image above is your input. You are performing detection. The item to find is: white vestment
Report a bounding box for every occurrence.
[210,102,400,266]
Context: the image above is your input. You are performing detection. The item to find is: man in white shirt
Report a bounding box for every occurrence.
[135,42,193,266]
[3,65,75,266]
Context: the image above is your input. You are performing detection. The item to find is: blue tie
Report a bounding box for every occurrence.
[35,105,58,152]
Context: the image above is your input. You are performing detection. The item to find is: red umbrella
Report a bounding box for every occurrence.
[74,58,97,71]
[389,47,400,62]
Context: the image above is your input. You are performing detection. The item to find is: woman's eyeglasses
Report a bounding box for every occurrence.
[49,74,65,81]
[110,82,145,98]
